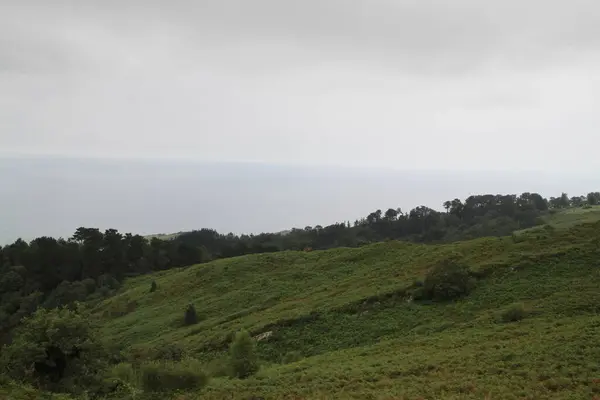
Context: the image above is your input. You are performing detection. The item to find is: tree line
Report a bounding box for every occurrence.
[1,190,598,342]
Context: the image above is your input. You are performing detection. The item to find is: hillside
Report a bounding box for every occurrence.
[87,216,600,399]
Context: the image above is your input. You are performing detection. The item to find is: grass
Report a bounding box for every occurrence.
[84,208,600,398]
[514,205,600,237]
[9,207,600,399]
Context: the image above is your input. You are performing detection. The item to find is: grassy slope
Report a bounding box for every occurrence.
[515,205,600,236]
[89,207,600,399]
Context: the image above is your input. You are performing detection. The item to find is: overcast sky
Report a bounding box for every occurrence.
[2,1,600,243]
[2,0,599,170]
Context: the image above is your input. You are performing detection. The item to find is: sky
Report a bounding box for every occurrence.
[1,1,600,242]
[1,0,599,169]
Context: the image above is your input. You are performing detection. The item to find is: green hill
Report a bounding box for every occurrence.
[87,217,600,399]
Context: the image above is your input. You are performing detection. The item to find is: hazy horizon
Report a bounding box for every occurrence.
[2,2,600,243]
[1,155,598,245]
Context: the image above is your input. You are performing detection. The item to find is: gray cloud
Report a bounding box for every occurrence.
[1,0,600,170]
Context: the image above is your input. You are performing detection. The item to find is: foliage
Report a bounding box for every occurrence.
[69,219,600,398]
[0,191,597,341]
[150,343,188,362]
[0,306,104,393]
[281,350,303,364]
[139,359,208,393]
[421,258,474,301]
[500,302,527,322]
[108,362,138,385]
[149,280,157,293]
[229,330,259,378]
[3,192,600,398]
[205,357,231,377]
[184,304,198,326]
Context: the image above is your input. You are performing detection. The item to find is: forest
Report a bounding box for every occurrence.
[0,190,598,343]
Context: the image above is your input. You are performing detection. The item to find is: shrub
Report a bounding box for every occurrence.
[152,343,187,362]
[229,329,259,378]
[501,303,527,322]
[149,280,157,293]
[422,259,474,301]
[0,305,105,392]
[97,274,120,291]
[184,304,198,325]
[281,351,303,364]
[42,281,91,309]
[140,359,208,393]
[206,357,231,377]
[108,362,138,386]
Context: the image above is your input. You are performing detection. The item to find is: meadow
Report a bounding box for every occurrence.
[83,214,600,399]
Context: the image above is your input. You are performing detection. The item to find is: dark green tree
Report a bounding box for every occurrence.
[587,192,600,206]
[0,306,104,392]
[184,304,198,325]
[422,259,473,301]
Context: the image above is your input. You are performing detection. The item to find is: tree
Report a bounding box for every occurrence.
[422,259,474,301]
[0,269,24,293]
[384,208,398,221]
[0,306,103,391]
[150,280,157,293]
[184,304,198,325]
[559,192,570,208]
[229,329,259,378]
[443,201,451,213]
[587,192,600,206]
[571,196,586,207]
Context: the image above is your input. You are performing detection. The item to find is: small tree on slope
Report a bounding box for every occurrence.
[229,329,259,379]
[184,304,198,325]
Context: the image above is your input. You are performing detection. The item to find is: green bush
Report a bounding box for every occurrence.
[422,259,474,301]
[229,329,259,378]
[184,304,198,325]
[97,274,120,291]
[108,362,138,384]
[140,359,208,393]
[149,280,157,293]
[0,305,105,393]
[205,357,231,377]
[501,303,527,322]
[281,351,303,364]
[152,343,187,361]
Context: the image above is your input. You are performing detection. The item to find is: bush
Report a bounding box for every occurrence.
[140,359,208,393]
[152,343,187,362]
[42,281,92,309]
[229,330,259,378]
[422,259,474,301]
[184,304,198,325]
[0,305,105,392]
[97,274,120,291]
[107,362,138,386]
[281,351,303,364]
[501,303,527,322]
[205,357,231,377]
[149,280,157,293]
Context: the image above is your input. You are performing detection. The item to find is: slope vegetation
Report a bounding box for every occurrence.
[90,215,600,399]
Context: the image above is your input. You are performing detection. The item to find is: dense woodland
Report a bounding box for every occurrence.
[1,191,599,341]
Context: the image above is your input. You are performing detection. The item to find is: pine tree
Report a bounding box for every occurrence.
[184,304,198,325]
